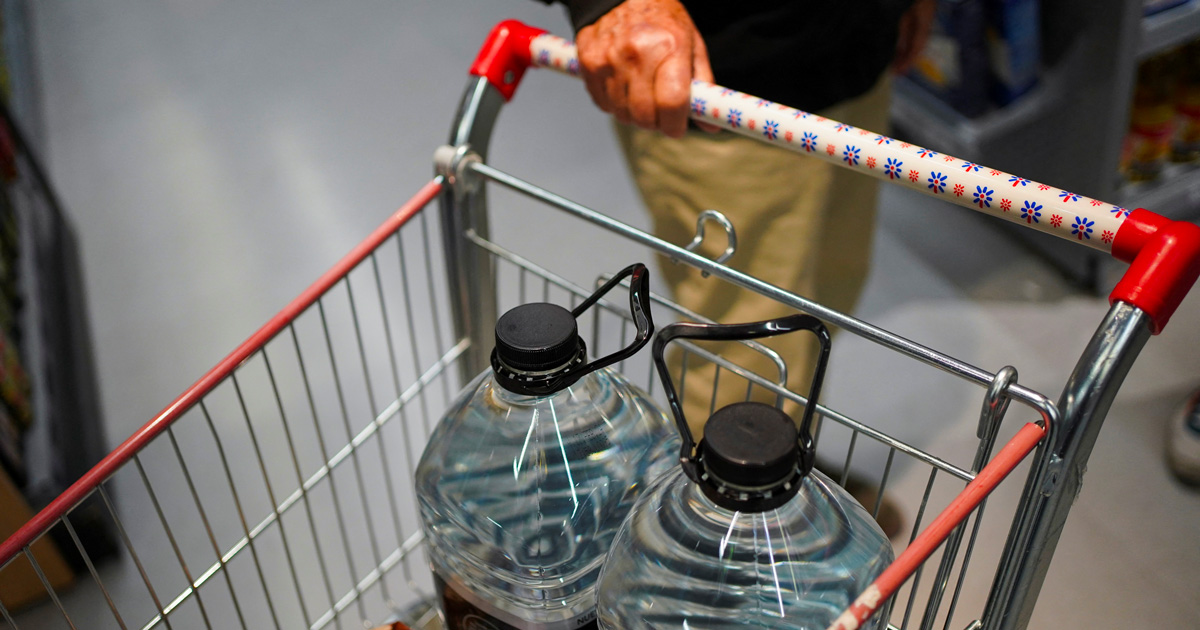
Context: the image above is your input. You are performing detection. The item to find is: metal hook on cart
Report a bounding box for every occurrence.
[677,209,737,277]
[977,366,1019,455]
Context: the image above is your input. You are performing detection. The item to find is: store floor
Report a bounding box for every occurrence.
[15,1,1200,628]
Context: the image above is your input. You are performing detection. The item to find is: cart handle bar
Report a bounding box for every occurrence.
[0,178,445,567]
[469,20,1200,334]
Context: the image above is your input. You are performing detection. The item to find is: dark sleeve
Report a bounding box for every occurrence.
[533,0,625,32]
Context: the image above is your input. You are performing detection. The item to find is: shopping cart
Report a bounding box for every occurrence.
[3,19,1198,630]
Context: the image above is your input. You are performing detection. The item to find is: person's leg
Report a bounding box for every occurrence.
[614,74,901,536]
[614,74,891,436]
[616,120,828,433]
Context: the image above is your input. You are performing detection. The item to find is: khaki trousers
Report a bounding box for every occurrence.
[615,76,891,439]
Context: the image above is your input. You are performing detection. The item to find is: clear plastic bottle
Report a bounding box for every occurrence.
[415,264,679,630]
[597,315,895,630]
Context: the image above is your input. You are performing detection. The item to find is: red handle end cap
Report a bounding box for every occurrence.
[468,20,547,102]
[1110,209,1200,334]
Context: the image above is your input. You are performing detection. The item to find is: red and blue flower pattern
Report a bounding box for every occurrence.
[528,36,1128,254]
[884,158,902,180]
[843,146,861,166]
[1021,201,1042,224]
[928,172,947,194]
[801,132,818,152]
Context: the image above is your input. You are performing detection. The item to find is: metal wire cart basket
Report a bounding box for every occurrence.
[3,20,1199,630]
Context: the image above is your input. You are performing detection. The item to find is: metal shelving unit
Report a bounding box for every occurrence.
[1127,1,1200,218]
[1140,0,1200,60]
[890,74,1066,160]
[891,0,1200,290]
[1118,162,1200,217]
[0,0,111,604]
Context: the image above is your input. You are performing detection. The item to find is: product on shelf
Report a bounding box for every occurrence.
[1172,41,1200,162]
[0,188,18,335]
[910,0,990,117]
[1124,52,1178,182]
[909,0,1043,116]
[1144,0,1193,16]
[0,403,23,485]
[0,332,30,429]
[985,0,1041,106]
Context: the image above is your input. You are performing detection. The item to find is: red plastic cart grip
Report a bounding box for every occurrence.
[1109,209,1200,334]
[469,20,547,101]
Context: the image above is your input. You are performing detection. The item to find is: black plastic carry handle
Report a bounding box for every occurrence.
[570,262,654,375]
[651,313,831,483]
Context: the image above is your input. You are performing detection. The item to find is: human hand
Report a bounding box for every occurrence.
[893,0,937,74]
[576,0,718,138]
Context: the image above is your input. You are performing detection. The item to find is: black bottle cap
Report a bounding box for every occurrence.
[700,402,799,489]
[494,303,581,372]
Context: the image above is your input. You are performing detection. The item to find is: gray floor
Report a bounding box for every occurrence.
[13,1,1200,628]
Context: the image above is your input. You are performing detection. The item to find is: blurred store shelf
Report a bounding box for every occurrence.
[1139,1,1200,60]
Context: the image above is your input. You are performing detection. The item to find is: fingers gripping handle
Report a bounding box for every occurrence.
[467,21,1200,333]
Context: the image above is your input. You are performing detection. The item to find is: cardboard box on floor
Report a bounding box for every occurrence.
[0,466,73,612]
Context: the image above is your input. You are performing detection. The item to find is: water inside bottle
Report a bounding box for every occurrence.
[417,368,678,630]
[596,466,894,630]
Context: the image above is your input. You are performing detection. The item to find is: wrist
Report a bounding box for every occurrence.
[561,0,627,32]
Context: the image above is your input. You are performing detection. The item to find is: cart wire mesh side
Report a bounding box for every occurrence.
[5,157,1060,630]
[1,179,465,630]
[5,18,1196,630]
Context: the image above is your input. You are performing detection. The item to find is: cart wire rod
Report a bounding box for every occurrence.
[921,368,1018,629]
[262,348,343,625]
[315,294,394,615]
[340,275,408,608]
[164,422,253,630]
[467,160,1059,431]
[309,530,427,630]
[828,421,1048,630]
[0,599,16,629]
[592,271,791,386]
[460,226,973,480]
[128,337,469,630]
[418,212,456,407]
[368,251,419,593]
[134,454,214,629]
[25,545,76,629]
[0,178,446,568]
[899,469,941,629]
[467,228,790,385]
[293,308,370,623]
[61,513,128,629]
[99,485,174,629]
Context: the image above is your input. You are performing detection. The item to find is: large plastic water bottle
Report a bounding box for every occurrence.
[597,315,895,630]
[415,264,679,630]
